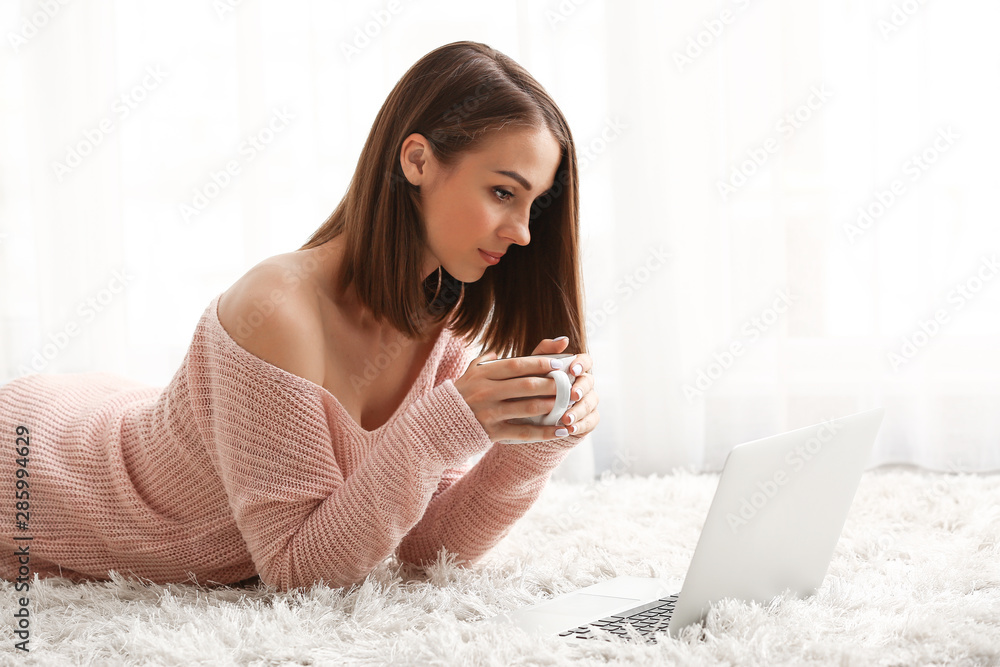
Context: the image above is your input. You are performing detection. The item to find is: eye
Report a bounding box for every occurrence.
[492,186,514,204]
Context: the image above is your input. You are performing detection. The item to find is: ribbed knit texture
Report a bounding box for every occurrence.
[0,294,584,592]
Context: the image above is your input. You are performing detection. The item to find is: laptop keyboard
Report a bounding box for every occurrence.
[557,594,679,643]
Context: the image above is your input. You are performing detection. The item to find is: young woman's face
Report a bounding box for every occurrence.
[401,125,562,283]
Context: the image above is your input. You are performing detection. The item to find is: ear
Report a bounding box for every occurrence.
[400,132,431,187]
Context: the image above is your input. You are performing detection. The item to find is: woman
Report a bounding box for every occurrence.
[0,40,599,592]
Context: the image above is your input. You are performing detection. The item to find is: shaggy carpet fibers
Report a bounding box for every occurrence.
[1,465,998,666]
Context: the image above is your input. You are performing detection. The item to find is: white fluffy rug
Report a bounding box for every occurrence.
[2,466,999,666]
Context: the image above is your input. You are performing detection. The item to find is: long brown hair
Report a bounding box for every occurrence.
[299,40,587,359]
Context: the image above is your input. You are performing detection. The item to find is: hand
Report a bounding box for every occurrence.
[533,337,598,440]
[453,337,600,443]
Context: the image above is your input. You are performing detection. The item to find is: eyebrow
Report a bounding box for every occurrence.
[493,170,533,191]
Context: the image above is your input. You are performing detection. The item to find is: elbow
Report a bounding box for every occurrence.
[259,565,369,594]
[256,549,376,593]
[395,536,437,567]
[396,541,485,570]
[254,558,300,593]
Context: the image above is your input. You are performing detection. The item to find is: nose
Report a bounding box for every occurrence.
[504,210,531,246]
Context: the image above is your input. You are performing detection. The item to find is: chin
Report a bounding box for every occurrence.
[434,252,490,284]
[454,269,483,283]
[440,260,484,284]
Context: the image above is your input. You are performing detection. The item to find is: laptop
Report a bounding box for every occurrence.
[483,407,885,643]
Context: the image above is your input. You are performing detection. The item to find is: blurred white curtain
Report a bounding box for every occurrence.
[594,1,1000,475]
[1,1,997,476]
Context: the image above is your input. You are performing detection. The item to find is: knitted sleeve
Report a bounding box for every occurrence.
[396,339,586,567]
[192,334,496,593]
[395,435,584,567]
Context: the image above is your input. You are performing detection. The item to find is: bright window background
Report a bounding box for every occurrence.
[1,0,997,476]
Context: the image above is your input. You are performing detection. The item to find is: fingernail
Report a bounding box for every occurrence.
[555,428,569,437]
[572,363,583,375]
[550,359,561,369]
[554,336,568,342]
[565,413,575,425]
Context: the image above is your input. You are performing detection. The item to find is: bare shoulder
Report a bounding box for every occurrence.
[217,258,326,387]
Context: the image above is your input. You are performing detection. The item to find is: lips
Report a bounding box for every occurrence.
[479,249,503,265]
[480,249,505,260]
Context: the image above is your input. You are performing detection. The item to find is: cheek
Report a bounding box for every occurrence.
[427,195,465,238]
[474,196,504,229]
[452,195,497,237]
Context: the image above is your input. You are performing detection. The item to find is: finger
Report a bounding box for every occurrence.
[501,394,564,421]
[561,387,598,427]
[567,353,591,377]
[566,408,599,437]
[524,354,576,377]
[494,375,562,403]
[563,399,600,435]
[567,372,594,404]
[482,355,576,380]
[560,396,583,428]
[473,350,499,367]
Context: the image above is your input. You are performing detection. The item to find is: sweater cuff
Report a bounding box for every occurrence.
[496,432,586,471]
[401,379,495,468]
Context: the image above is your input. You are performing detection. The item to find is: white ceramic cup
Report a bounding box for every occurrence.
[476,353,578,443]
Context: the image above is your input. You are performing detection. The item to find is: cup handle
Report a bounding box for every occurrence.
[538,370,571,426]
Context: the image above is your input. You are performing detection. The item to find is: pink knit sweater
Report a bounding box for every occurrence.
[0,293,583,591]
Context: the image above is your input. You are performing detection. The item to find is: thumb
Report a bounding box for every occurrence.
[532,336,570,355]
[464,351,497,380]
